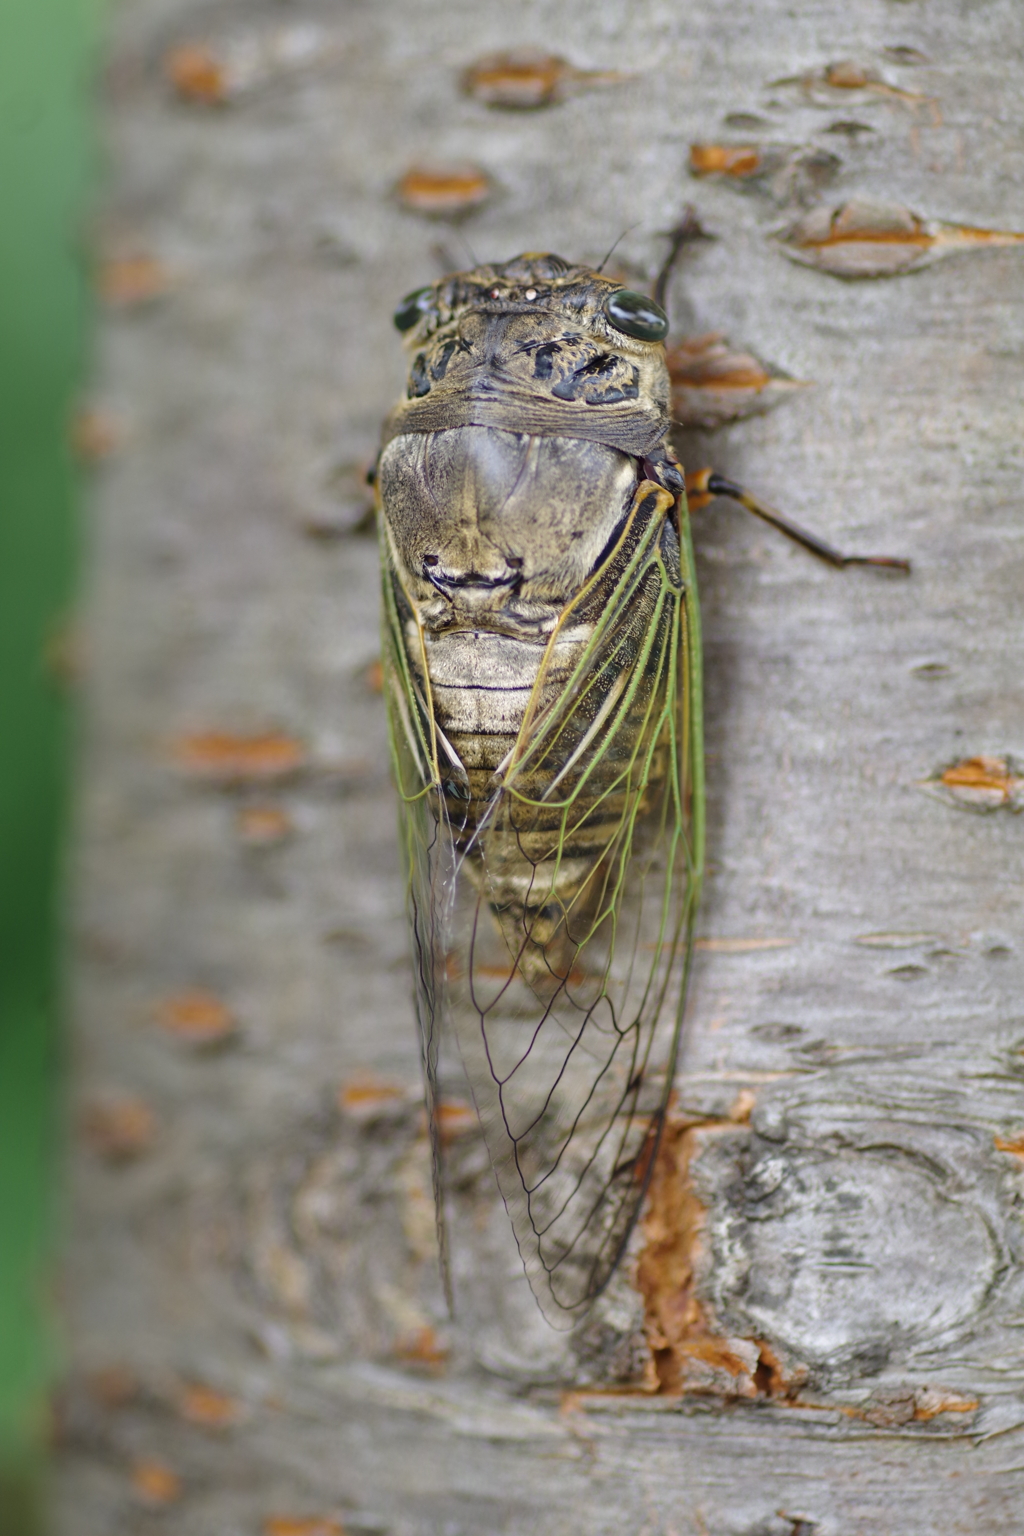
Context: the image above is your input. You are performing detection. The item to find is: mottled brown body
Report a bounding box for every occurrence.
[379,257,677,955]
[377,254,702,1319]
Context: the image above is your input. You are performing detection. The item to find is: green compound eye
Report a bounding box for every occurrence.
[393,286,433,332]
[603,289,669,342]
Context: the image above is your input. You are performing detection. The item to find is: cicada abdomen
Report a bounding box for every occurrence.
[376,254,704,1325]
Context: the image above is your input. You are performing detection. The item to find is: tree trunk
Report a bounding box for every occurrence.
[60,1,1024,1531]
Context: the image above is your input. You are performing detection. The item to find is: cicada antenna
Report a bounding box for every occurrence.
[454,229,479,266]
[652,206,713,317]
[596,223,640,274]
[431,233,479,276]
[430,233,480,276]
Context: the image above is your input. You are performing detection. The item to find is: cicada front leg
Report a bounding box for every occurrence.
[685,467,911,573]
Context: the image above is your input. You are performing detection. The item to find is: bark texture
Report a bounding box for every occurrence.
[60,1,1024,1531]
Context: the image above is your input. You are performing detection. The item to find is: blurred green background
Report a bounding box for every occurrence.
[1,1,97,1529]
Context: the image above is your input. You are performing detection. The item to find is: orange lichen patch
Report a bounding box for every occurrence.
[994,1132,1024,1156]
[777,199,1024,279]
[70,406,122,462]
[163,25,334,105]
[236,803,293,846]
[669,335,806,430]
[397,163,492,217]
[462,50,626,109]
[97,254,171,307]
[940,755,1022,804]
[131,1458,182,1506]
[392,1325,450,1371]
[690,143,763,178]
[163,43,227,103]
[264,1518,346,1536]
[81,1097,157,1162]
[463,50,569,108]
[689,142,839,210]
[177,1382,242,1429]
[336,1073,408,1122]
[636,1113,804,1399]
[435,1099,479,1145]
[153,989,237,1047]
[170,731,307,784]
[926,755,1024,813]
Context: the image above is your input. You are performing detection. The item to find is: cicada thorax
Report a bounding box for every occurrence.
[378,253,702,1320]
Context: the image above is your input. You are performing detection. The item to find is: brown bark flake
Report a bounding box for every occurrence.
[236,803,294,846]
[163,44,229,104]
[778,199,1024,279]
[392,1326,450,1372]
[689,144,763,178]
[937,755,1024,810]
[264,1519,346,1536]
[670,335,806,429]
[131,1458,183,1506]
[97,254,172,307]
[396,165,492,217]
[170,731,307,784]
[81,1097,157,1162]
[635,1100,796,1399]
[462,51,626,110]
[336,1074,411,1122]
[176,1382,243,1430]
[153,989,237,1047]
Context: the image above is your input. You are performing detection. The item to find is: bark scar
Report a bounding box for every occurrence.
[635,1096,802,1399]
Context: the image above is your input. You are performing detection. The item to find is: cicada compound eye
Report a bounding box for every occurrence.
[393,286,434,333]
[603,289,669,343]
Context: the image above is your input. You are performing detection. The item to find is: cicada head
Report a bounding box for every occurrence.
[390,253,672,422]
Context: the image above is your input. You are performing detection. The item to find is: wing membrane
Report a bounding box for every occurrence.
[382,481,704,1324]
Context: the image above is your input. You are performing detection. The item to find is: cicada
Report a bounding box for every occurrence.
[374,240,905,1328]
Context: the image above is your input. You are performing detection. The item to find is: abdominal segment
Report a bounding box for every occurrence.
[424,601,669,996]
[426,622,602,989]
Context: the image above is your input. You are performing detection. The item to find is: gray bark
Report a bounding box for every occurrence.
[61,0,1024,1531]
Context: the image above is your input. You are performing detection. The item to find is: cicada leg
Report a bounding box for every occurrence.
[685,467,911,573]
[652,206,713,309]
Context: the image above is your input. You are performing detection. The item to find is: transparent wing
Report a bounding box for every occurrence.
[380,547,465,1309]
[383,482,704,1325]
